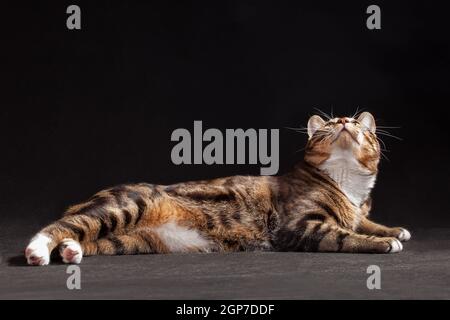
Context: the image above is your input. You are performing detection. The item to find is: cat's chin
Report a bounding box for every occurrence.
[332,130,359,148]
[333,137,359,152]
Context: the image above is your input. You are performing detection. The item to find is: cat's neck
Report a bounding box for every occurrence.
[318,150,377,207]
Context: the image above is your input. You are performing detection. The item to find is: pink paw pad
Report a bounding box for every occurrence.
[60,241,83,264]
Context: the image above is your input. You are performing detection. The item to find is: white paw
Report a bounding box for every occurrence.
[25,234,51,266]
[60,239,83,264]
[397,228,411,242]
[386,238,403,253]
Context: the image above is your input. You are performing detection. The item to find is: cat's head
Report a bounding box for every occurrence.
[304,112,380,172]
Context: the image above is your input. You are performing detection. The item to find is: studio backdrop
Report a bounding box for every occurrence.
[2,1,449,233]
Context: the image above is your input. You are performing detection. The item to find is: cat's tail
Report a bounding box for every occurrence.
[25,183,160,266]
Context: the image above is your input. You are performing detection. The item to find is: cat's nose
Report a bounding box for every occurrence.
[339,118,349,124]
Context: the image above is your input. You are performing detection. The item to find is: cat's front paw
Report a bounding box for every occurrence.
[396,228,411,242]
[59,239,83,264]
[385,238,403,253]
[25,234,51,266]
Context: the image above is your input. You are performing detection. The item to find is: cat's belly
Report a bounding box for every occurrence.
[151,220,272,253]
[151,221,214,253]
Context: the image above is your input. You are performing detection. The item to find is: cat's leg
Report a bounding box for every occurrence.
[81,228,171,256]
[356,216,411,242]
[275,221,403,253]
[53,228,170,263]
[26,183,166,265]
[25,214,107,266]
[52,228,169,264]
[80,224,214,256]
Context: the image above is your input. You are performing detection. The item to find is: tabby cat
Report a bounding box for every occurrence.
[25,112,411,266]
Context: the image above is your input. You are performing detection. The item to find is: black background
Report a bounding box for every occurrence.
[1,0,449,230]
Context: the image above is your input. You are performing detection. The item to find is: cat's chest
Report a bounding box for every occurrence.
[319,151,376,207]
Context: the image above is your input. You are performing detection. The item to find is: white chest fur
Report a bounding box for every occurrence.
[319,149,376,207]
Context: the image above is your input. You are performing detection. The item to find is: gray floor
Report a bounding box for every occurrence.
[0,227,449,299]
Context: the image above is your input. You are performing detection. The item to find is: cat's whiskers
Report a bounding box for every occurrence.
[375,135,388,151]
[375,131,403,141]
[313,108,333,121]
[376,126,401,129]
[351,106,366,120]
[375,136,390,161]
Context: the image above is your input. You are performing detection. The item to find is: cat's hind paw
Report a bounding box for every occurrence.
[59,239,83,264]
[25,234,51,266]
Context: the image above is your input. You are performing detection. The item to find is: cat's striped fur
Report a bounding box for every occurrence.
[25,112,411,265]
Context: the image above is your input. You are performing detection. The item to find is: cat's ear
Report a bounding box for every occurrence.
[307,115,326,138]
[357,112,376,133]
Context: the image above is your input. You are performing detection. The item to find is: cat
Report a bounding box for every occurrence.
[25,112,411,266]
